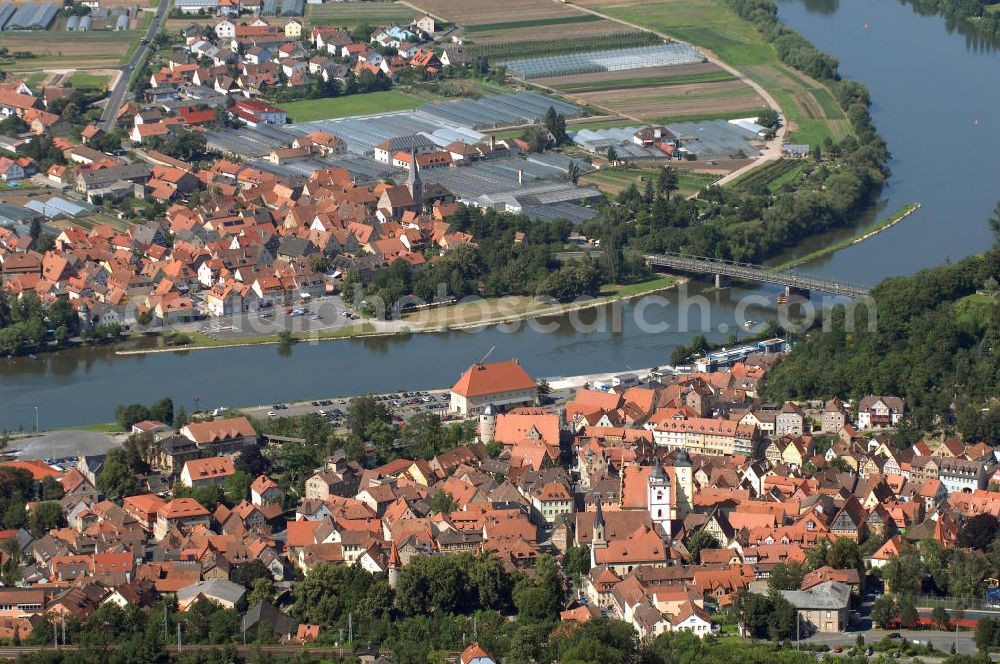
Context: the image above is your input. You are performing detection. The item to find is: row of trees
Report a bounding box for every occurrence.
[0,292,79,357]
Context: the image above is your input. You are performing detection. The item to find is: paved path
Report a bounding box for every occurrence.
[99,0,169,131]
[553,0,787,189]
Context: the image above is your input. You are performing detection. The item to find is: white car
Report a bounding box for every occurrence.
[267,411,276,417]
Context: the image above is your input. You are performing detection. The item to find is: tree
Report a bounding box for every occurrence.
[758,108,780,129]
[563,545,591,579]
[115,403,151,430]
[768,561,806,592]
[149,397,174,426]
[28,501,63,536]
[989,201,1000,245]
[975,617,996,652]
[767,592,797,640]
[247,577,274,609]
[223,470,253,503]
[606,145,618,162]
[685,529,719,564]
[175,405,189,428]
[656,165,679,201]
[40,476,64,501]
[898,596,919,628]
[347,395,391,440]
[932,606,951,631]
[959,514,999,550]
[430,489,457,515]
[567,162,580,185]
[136,310,153,326]
[96,448,138,499]
[230,560,271,588]
[883,550,925,596]
[872,594,898,629]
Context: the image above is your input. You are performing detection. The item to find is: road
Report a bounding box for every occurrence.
[98,0,169,132]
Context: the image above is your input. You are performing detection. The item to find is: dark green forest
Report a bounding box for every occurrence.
[761,234,1000,442]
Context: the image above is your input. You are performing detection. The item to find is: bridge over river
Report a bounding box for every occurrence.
[643,253,872,298]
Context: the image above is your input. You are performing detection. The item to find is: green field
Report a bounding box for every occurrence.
[597,0,847,145]
[68,72,111,90]
[305,1,417,27]
[583,167,718,196]
[464,14,602,33]
[550,70,736,93]
[955,292,998,331]
[605,0,773,67]
[278,91,423,122]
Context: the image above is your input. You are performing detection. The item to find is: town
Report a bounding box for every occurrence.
[0,0,998,660]
[0,350,997,662]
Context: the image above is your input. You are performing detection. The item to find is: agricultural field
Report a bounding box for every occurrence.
[407,0,582,26]
[304,1,417,28]
[577,78,764,120]
[532,55,762,123]
[0,31,140,70]
[278,91,423,122]
[536,62,733,92]
[588,0,850,144]
[462,16,626,44]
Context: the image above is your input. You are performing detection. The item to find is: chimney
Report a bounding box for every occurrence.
[489,134,496,151]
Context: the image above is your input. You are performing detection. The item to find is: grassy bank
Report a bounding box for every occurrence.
[278,91,422,122]
[550,70,736,93]
[400,275,680,330]
[773,202,922,271]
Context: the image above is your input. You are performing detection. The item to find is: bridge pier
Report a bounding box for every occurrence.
[785,285,811,301]
[714,274,729,289]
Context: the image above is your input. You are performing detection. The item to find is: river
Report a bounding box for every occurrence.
[1,0,996,430]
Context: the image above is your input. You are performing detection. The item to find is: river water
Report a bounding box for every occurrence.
[1,0,996,430]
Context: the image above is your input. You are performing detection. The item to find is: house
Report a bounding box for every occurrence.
[154,498,210,540]
[250,475,285,505]
[778,581,851,633]
[180,456,236,488]
[857,396,905,429]
[180,416,258,453]
[230,98,286,127]
[449,359,538,415]
[459,643,496,664]
[822,398,849,433]
[775,402,806,437]
[177,578,246,611]
[938,456,986,494]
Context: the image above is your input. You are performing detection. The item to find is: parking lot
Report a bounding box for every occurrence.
[183,295,365,342]
[242,389,453,426]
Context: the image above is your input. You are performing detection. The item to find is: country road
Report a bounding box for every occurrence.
[98,0,169,131]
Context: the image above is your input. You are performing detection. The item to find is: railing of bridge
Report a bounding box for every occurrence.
[643,253,871,296]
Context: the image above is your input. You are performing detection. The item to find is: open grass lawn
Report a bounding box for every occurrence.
[955,293,998,331]
[278,91,423,122]
[583,167,718,196]
[596,0,847,145]
[68,72,111,91]
[305,1,416,27]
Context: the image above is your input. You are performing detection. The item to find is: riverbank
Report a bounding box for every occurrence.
[773,202,922,271]
[114,275,684,356]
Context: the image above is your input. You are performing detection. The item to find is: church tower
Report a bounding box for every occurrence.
[590,496,607,568]
[648,454,672,539]
[673,448,693,519]
[406,149,423,212]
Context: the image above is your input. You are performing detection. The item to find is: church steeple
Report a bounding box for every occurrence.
[592,496,606,548]
[406,148,423,212]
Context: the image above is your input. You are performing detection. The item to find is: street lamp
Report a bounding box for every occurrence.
[34,406,38,433]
